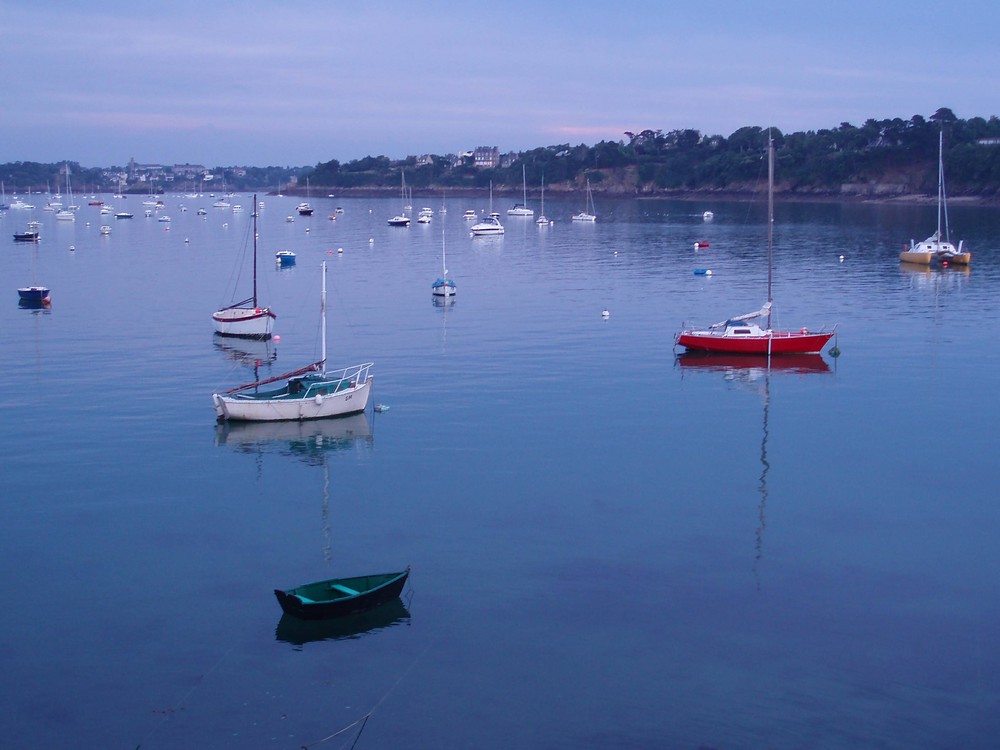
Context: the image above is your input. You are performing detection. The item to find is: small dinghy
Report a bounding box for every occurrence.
[274,568,410,620]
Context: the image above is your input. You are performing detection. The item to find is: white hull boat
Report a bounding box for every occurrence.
[213,194,275,339]
[213,261,373,422]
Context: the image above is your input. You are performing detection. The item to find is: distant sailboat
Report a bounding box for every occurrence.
[900,127,971,266]
[572,179,596,222]
[536,174,550,226]
[388,170,410,226]
[507,164,534,216]
[213,194,276,339]
[55,165,75,221]
[432,205,456,298]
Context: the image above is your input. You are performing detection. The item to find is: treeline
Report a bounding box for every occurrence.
[6,109,1000,198]
[305,107,1000,197]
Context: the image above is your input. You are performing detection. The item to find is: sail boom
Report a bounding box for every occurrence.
[710,301,772,329]
[222,360,324,394]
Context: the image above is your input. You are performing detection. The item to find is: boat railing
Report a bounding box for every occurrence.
[320,362,374,388]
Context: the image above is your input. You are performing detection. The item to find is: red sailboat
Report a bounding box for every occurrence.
[676,135,835,356]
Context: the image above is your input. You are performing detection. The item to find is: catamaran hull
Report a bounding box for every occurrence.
[676,331,834,355]
[212,308,275,338]
[213,379,372,422]
[900,251,933,265]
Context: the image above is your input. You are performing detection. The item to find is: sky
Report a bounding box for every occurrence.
[2,0,998,169]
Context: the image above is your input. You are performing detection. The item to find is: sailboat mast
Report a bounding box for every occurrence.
[321,261,327,368]
[938,128,950,242]
[766,135,774,327]
[252,193,258,306]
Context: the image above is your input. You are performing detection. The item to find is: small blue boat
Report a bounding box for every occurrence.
[275,250,296,267]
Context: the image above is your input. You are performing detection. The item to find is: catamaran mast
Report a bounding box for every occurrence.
[937,128,950,243]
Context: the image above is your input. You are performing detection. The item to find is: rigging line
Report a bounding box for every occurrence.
[134,641,241,749]
[348,714,370,750]
[300,637,436,749]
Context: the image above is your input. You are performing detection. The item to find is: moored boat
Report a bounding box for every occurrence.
[274,568,410,620]
[470,214,504,235]
[212,261,373,422]
[432,213,456,297]
[213,194,276,339]
[572,179,597,222]
[900,129,970,266]
[507,165,534,216]
[676,135,835,356]
[17,285,50,303]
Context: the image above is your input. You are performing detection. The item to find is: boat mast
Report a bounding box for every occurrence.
[938,128,950,243]
[441,208,448,277]
[252,193,258,307]
[766,134,774,330]
[321,261,327,369]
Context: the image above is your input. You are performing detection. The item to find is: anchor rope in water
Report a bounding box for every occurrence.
[300,634,434,749]
[134,640,241,749]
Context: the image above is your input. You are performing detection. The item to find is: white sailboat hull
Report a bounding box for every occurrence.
[212,307,275,338]
[213,376,372,422]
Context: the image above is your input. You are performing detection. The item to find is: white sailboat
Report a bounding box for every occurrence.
[55,165,75,221]
[536,174,551,226]
[212,194,276,339]
[572,179,596,222]
[213,261,373,422]
[507,164,534,216]
[900,128,971,266]
[432,206,456,298]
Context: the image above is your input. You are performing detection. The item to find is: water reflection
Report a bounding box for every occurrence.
[212,334,278,368]
[899,262,971,292]
[18,298,52,311]
[676,353,832,586]
[675,352,831,375]
[216,414,374,561]
[214,413,373,464]
[274,596,410,648]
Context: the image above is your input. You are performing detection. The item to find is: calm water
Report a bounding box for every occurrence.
[2,191,999,749]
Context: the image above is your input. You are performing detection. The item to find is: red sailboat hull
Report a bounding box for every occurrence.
[676,330,834,355]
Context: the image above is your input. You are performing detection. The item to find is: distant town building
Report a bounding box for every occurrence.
[173,163,208,178]
[473,146,500,169]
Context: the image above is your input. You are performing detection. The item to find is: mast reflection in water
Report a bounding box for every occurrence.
[676,353,832,585]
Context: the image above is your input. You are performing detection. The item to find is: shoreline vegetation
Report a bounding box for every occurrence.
[5,109,1000,205]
